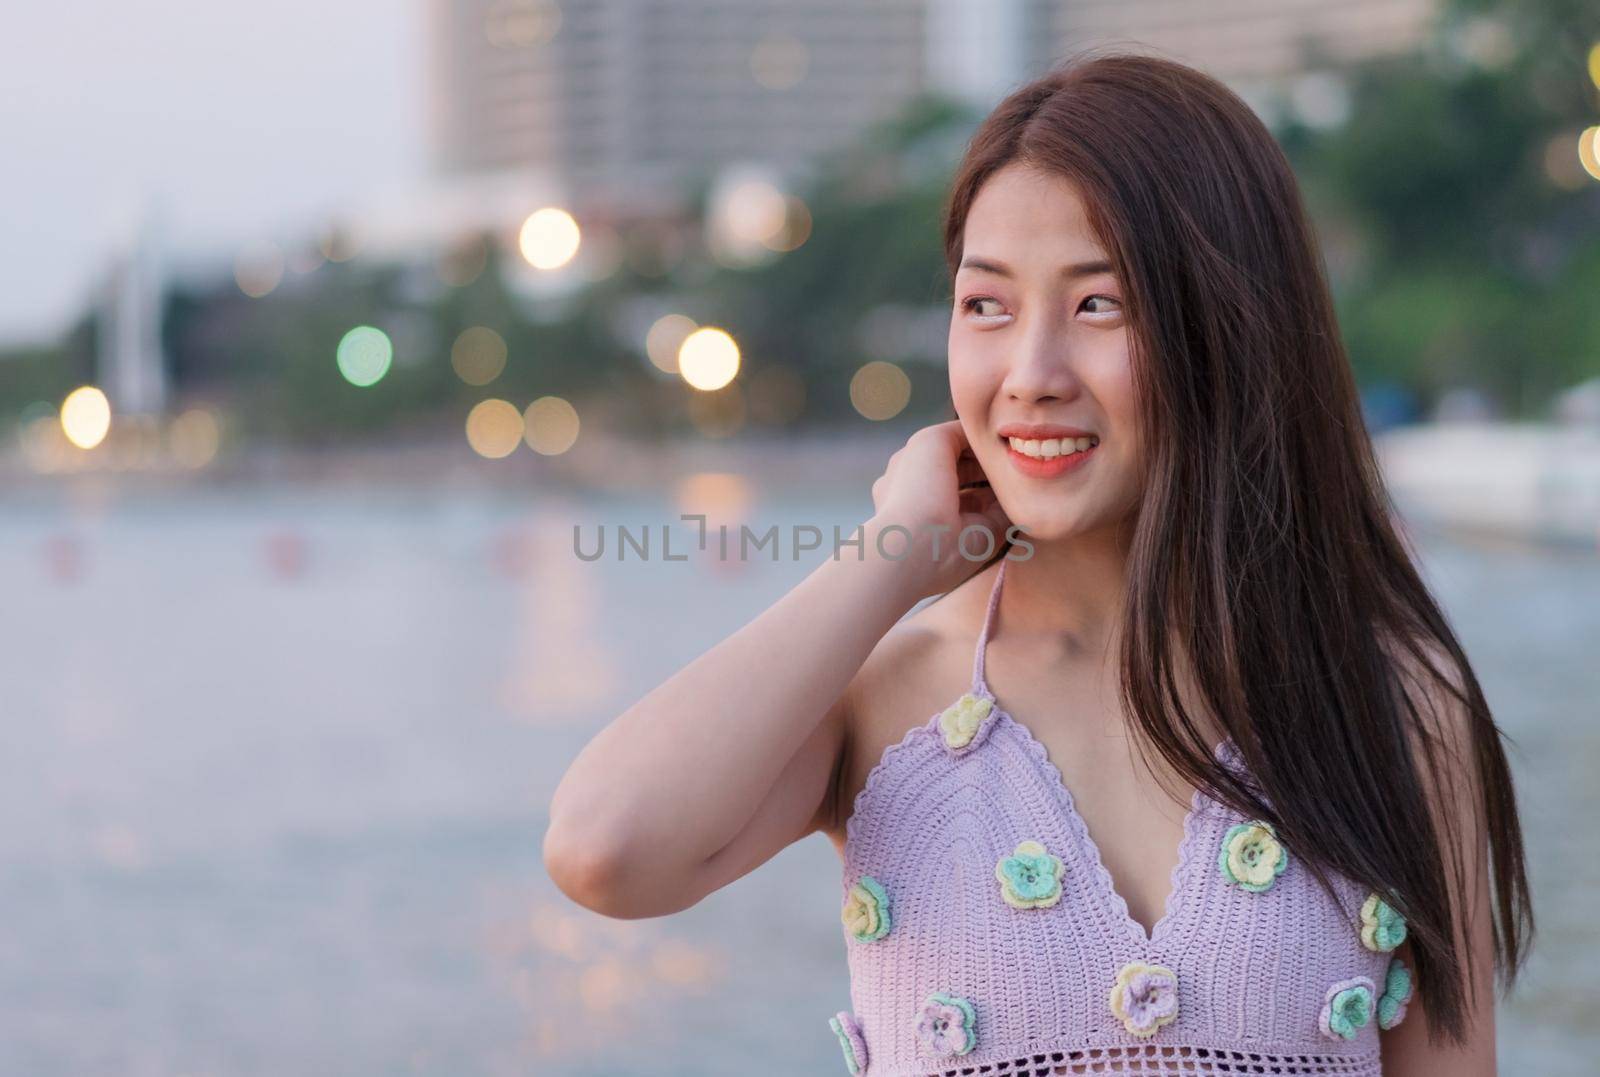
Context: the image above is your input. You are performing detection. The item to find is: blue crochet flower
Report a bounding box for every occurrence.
[1319,975,1376,1040]
[1376,957,1414,1030]
[1359,892,1407,952]
[994,840,1065,909]
[828,1010,868,1073]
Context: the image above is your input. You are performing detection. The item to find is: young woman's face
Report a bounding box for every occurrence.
[949,162,1143,544]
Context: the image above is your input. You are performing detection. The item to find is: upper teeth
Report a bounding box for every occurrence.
[1008,435,1098,459]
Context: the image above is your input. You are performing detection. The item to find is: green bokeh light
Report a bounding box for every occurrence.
[336,326,393,387]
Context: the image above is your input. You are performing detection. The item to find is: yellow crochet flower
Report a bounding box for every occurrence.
[1217,820,1289,893]
[1107,960,1180,1038]
[939,693,993,749]
[1358,891,1407,952]
[841,876,891,942]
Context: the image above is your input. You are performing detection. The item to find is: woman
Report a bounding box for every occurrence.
[544,52,1533,1075]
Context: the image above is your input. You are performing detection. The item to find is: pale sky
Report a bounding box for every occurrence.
[0,1,422,344]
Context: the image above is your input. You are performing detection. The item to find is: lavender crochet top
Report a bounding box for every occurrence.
[829,556,1414,1076]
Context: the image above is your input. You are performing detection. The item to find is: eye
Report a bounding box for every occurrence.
[960,296,1006,319]
[1080,294,1122,316]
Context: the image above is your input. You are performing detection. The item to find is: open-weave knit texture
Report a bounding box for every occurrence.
[835,556,1396,1076]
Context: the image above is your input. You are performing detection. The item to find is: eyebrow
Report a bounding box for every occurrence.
[957,255,1113,280]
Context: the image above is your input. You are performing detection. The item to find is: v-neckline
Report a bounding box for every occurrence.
[965,556,1237,954]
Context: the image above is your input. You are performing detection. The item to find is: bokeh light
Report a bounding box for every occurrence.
[465,399,525,458]
[645,314,697,373]
[750,33,809,90]
[763,195,812,252]
[674,471,752,525]
[1589,42,1600,91]
[336,326,394,387]
[168,408,221,469]
[686,383,746,438]
[1581,127,1600,183]
[318,224,361,263]
[519,207,581,269]
[523,396,580,455]
[234,240,285,298]
[438,234,489,287]
[678,327,740,390]
[60,386,112,449]
[722,180,788,247]
[850,360,912,421]
[485,0,561,49]
[451,326,509,385]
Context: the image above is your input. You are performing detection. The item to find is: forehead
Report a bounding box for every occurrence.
[961,163,1104,265]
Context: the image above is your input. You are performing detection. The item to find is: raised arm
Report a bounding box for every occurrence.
[542,421,1009,919]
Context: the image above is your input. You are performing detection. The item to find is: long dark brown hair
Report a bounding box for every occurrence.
[941,50,1533,1046]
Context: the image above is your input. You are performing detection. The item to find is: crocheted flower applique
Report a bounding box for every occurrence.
[994,839,1065,909]
[1376,956,1414,1030]
[1358,891,1408,952]
[842,876,892,943]
[939,693,993,750]
[1216,819,1289,893]
[916,991,977,1058]
[1319,975,1376,1040]
[828,1010,868,1074]
[1107,961,1180,1038]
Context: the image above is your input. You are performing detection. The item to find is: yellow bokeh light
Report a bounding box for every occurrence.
[451,327,508,385]
[485,0,561,49]
[465,399,525,459]
[1579,127,1600,182]
[723,180,788,246]
[519,207,581,269]
[674,471,752,524]
[750,33,809,90]
[678,327,740,390]
[168,408,221,469]
[523,396,580,455]
[60,386,112,449]
[1589,42,1600,91]
[763,195,812,252]
[645,313,697,373]
[850,360,912,421]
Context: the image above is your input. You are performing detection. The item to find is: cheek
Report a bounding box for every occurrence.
[947,333,995,413]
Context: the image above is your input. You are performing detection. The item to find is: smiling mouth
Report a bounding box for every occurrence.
[1002,434,1099,459]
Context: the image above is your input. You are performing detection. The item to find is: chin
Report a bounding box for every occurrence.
[999,512,1083,545]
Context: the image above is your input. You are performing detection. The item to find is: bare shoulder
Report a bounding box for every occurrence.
[817,561,1001,852]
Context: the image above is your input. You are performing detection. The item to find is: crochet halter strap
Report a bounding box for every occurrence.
[829,554,1412,1076]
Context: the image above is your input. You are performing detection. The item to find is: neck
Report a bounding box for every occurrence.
[1000,524,1132,655]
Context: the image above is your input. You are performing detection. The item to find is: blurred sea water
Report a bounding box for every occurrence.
[0,472,1593,1075]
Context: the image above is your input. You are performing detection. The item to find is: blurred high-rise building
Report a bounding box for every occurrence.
[1054,0,1436,82]
[428,0,1438,213]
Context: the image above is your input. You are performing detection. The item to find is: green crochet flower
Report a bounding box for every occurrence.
[842,875,891,942]
[1376,956,1414,1030]
[828,1010,868,1073]
[1359,891,1407,952]
[1320,975,1376,1040]
[994,839,1065,909]
[1217,819,1289,893]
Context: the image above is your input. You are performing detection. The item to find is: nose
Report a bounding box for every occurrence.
[999,321,1083,405]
